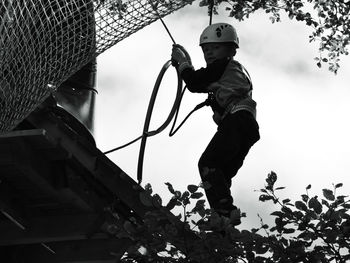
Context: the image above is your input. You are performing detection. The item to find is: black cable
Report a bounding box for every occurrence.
[169,87,208,137]
[104,135,143,154]
[137,60,182,183]
[103,60,181,156]
[104,61,209,184]
[149,0,176,44]
[104,3,216,183]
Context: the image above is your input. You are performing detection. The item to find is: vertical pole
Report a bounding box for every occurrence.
[208,0,214,25]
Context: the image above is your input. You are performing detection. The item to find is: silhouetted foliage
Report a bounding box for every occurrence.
[117,172,349,262]
[200,0,350,73]
[99,0,349,72]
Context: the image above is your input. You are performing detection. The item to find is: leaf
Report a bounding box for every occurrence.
[306,184,312,190]
[309,197,322,214]
[281,206,293,215]
[140,191,153,207]
[322,199,330,207]
[195,199,206,208]
[152,194,162,208]
[165,182,175,194]
[182,193,190,206]
[295,201,308,211]
[324,229,338,243]
[262,224,269,229]
[283,198,291,204]
[275,217,287,230]
[251,228,259,233]
[335,183,343,188]
[322,189,335,201]
[280,237,289,247]
[293,211,304,220]
[166,197,177,210]
[337,195,347,203]
[144,183,152,194]
[275,187,286,190]
[271,211,284,217]
[192,199,206,214]
[270,226,277,232]
[283,228,295,234]
[259,194,274,202]
[301,194,309,203]
[180,191,190,201]
[190,192,203,199]
[255,243,269,254]
[298,231,316,241]
[266,171,277,188]
[199,0,207,7]
[187,184,199,193]
[306,210,318,220]
[174,191,181,198]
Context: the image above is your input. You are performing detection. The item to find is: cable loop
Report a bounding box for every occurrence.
[104,60,208,184]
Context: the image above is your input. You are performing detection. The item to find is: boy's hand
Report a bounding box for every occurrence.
[171,44,193,74]
[172,44,191,63]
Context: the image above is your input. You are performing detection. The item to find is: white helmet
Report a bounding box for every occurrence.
[199,23,239,48]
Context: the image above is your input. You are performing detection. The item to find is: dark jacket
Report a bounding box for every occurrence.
[181,57,256,124]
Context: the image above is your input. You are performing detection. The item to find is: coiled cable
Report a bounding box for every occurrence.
[104,60,208,184]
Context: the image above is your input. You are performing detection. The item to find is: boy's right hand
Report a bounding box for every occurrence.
[172,44,191,63]
[171,44,193,73]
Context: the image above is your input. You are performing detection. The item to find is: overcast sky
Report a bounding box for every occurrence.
[94,2,350,229]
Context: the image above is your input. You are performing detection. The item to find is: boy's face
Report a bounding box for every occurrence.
[201,43,235,65]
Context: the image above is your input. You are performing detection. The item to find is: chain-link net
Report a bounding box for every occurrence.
[0,0,193,133]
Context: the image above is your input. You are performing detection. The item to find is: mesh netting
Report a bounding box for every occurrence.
[0,0,193,133]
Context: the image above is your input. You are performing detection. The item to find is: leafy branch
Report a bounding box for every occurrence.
[199,0,350,73]
[256,171,350,262]
[103,171,349,262]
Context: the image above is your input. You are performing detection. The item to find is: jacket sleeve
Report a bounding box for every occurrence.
[180,59,229,93]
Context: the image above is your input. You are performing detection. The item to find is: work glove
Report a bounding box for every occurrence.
[171,44,193,74]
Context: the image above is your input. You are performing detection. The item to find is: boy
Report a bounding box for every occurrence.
[171,23,260,219]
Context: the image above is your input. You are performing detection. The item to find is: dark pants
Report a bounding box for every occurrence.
[198,111,260,214]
